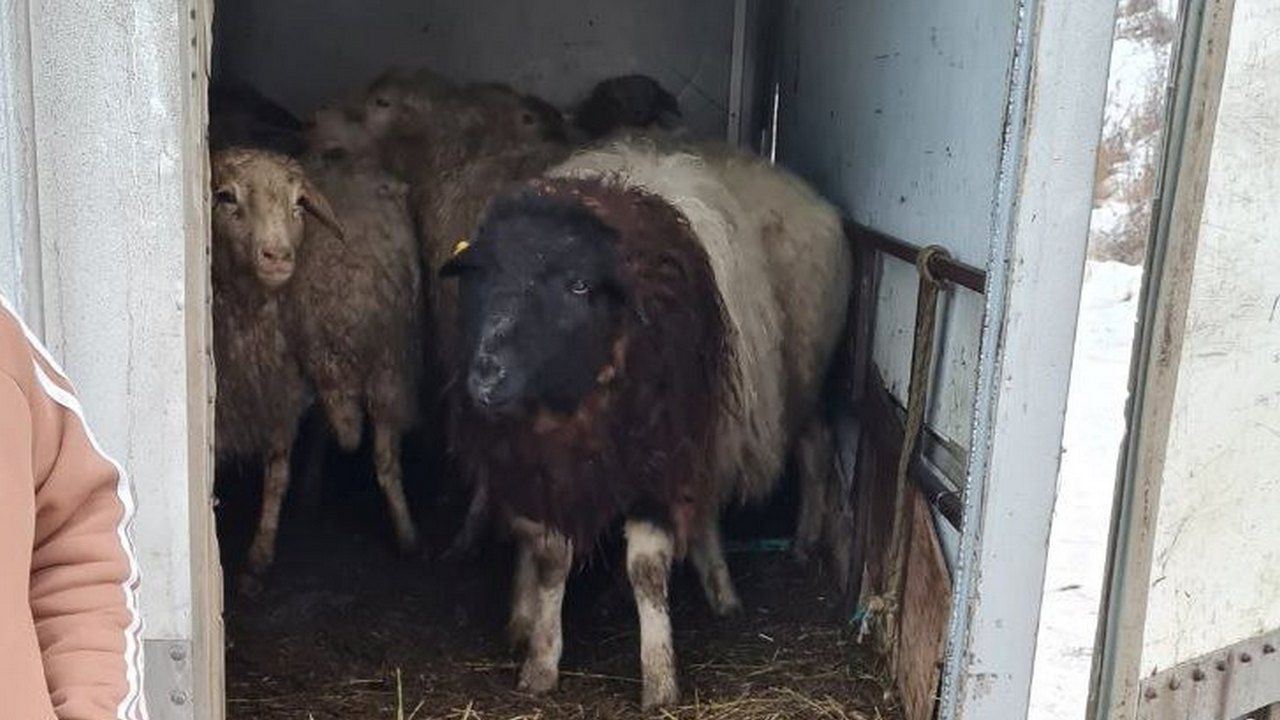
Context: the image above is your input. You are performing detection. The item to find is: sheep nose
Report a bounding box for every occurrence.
[260,247,294,264]
[469,353,506,401]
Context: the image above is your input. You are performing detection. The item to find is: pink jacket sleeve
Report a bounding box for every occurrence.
[0,299,148,720]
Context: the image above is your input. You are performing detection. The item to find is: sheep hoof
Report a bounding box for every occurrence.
[641,676,679,710]
[237,573,265,599]
[709,591,744,618]
[517,660,558,695]
[395,534,421,557]
[246,542,275,578]
[440,537,478,564]
[791,540,816,566]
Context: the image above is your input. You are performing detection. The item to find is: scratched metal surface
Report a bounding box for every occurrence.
[213,0,737,139]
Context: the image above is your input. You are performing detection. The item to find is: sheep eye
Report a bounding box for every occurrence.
[374,97,392,109]
[521,112,536,126]
[213,189,237,205]
[569,279,590,296]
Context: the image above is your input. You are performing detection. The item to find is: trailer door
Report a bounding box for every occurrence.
[1092,0,1280,718]
[776,1,1117,718]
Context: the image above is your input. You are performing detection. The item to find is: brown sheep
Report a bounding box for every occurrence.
[440,137,852,708]
[209,148,343,585]
[284,156,425,555]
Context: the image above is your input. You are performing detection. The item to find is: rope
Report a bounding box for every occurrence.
[864,245,951,663]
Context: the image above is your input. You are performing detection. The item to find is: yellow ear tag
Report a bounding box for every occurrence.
[452,239,471,257]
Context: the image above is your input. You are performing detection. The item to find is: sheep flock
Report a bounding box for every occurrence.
[208,68,851,710]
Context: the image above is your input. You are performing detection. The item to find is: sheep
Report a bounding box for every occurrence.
[356,71,568,182]
[439,136,852,708]
[284,155,425,557]
[571,74,683,140]
[209,148,344,585]
[210,80,307,157]
[305,71,575,557]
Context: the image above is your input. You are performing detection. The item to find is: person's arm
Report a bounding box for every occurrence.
[23,345,147,720]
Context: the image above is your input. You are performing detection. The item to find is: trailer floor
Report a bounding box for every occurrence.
[218,440,900,720]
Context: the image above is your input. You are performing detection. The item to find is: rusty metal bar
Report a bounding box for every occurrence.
[843,220,987,294]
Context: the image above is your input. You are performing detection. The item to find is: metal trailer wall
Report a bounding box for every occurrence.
[775,0,1015,452]
[213,0,737,139]
[1139,0,1280,675]
[776,1,1116,717]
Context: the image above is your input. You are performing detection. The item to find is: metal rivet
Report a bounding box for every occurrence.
[1264,644,1276,655]
[1168,677,1181,690]
[1216,660,1228,672]
[1241,653,1253,663]
[170,690,188,706]
[1192,668,1206,681]
[1144,687,1158,700]
[169,645,187,662]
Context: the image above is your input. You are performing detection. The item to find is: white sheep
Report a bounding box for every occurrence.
[209,148,344,585]
[284,155,425,556]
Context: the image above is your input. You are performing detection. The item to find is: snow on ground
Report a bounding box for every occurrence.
[1029,260,1144,720]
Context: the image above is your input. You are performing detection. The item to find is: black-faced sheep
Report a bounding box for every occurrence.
[440,137,852,708]
[209,148,344,583]
[284,156,425,556]
[572,74,682,140]
[210,81,307,157]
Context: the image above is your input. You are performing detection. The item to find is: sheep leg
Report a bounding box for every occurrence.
[372,421,419,554]
[320,390,363,452]
[625,519,679,709]
[793,416,835,564]
[507,538,537,647]
[292,408,329,516]
[514,528,572,695]
[444,481,490,560]
[689,513,742,616]
[246,445,292,578]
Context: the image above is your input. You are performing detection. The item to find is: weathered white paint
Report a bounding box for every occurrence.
[28,0,195,644]
[776,0,1015,449]
[213,0,736,139]
[941,0,1117,716]
[0,0,41,326]
[1140,0,1280,673]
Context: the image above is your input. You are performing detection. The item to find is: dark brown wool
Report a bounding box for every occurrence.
[449,178,735,556]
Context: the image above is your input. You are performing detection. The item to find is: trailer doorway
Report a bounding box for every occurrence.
[212,3,890,718]
[202,0,1118,718]
[0,0,1115,717]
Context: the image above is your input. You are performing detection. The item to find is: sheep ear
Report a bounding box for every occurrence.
[300,179,345,239]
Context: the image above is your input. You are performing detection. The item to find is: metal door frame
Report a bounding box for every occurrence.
[938,0,1120,717]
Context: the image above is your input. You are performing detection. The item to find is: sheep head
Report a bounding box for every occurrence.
[442,187,626,416]
[307,103,377,163]
[361,67,454,140]
[211,148,343,289]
